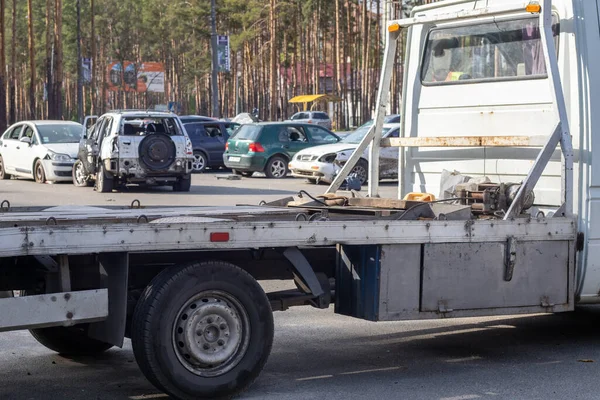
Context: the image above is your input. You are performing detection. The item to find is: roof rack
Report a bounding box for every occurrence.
[107,109,175,114]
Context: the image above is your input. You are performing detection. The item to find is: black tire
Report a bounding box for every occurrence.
[34,159,46,184]
[29,325,114,356]
[351,159,369,185]
[173,174,192,192]
[192,151,207,173]
[72,160,91,187]
[96,163,114,193]
[131,261,274,400]
[264,156,288,179]
[306,178,318,184]
[139,133,176,171]
[0,155,10,180]
[232,169,253,177]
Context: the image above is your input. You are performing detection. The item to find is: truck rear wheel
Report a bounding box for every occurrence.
[131,261,273,400]
[29,325,114,356]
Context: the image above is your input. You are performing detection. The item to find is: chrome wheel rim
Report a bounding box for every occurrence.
[270,160,286,178]
[35,164,44,182]
[172,290,250,378]
[351,164,367,184]
[192,153,206,171]
[75,162,86,185]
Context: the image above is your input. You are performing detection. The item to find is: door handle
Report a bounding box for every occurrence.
[283,145,290,149]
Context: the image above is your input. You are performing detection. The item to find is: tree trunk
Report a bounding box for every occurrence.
[45,0,53,118]
[8,0,15,124]
[27,0,35,119]
[269,0,277,121]
[53,0,63,119]
[334,0,342,129]
[0,0,6,132]
[90,0,95,115]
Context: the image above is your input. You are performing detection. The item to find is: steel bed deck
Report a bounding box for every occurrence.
[0,204,576,257]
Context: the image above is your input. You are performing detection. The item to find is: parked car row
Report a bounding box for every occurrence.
[0,112,401,191]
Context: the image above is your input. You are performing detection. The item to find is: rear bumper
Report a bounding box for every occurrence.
[41,160,75,182]
[223,153,266,172]
[105,157,193,181]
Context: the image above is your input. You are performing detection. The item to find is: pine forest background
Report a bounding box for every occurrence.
[0,0,441,132]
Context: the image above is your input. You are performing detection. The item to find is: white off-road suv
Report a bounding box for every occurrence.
[73,110,194,192]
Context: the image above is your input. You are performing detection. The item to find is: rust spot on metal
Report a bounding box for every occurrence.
[383,135,539,148]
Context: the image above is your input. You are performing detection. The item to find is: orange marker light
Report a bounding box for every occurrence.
[388,23,401,32]
[526,2,541,13]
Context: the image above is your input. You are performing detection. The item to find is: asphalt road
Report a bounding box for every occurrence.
[0,170,398,208]
[1,173,600,400]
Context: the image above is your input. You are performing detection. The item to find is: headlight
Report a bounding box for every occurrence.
[47,150,72,162]
[318,153,337,163]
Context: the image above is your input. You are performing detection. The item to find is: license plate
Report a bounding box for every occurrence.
[229,156,241,162]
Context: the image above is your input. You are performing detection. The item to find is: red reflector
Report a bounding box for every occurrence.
[248,142,265,152]
[210,232,230,242]
[225,142,229,150]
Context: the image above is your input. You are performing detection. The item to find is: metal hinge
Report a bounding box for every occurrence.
[504,237,517,282]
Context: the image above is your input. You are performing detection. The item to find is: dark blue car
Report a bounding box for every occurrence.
[183,121,241,172]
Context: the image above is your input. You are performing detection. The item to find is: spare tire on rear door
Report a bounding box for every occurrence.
[139,133,176,171]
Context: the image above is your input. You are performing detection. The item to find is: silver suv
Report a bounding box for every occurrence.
[73,110,194,192]
[289,111,332,130]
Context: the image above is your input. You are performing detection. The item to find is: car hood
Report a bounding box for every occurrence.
[295,143,359,157]
[44,143,79,158]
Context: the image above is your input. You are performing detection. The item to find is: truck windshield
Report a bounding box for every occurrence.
[422,16,559,84]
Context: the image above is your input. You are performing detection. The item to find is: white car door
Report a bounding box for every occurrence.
[0,124,24,174]
[379,128,400,179]
[15,124,39,176]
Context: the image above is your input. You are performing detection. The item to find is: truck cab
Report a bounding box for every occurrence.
[395,0,598,303]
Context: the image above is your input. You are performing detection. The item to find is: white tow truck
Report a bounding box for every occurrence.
[0,0,594,398]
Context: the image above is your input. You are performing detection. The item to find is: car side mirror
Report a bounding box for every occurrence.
[19,136,31,145]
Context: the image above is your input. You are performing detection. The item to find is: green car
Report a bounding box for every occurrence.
[223,122,340,178]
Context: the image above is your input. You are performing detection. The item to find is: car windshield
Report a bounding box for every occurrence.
[342,122,392,144]
[230,125,261,140]
[36,124,83,144]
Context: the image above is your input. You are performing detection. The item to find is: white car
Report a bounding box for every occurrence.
[289,111,333,130]
[0,121,83,183]
[289,122,400,184]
